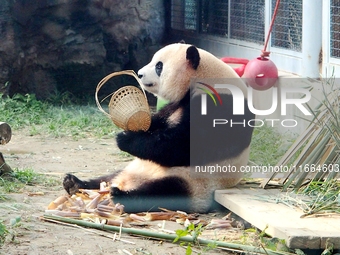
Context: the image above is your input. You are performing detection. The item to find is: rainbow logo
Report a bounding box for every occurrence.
[197,82,222,106]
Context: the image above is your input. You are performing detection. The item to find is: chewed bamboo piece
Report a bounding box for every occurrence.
[45,182,239,230]
[95,70,151,131]
[46,182,123,219]
[45,183,203,229]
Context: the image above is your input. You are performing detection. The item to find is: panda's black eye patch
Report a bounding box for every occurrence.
[155,61,163,77]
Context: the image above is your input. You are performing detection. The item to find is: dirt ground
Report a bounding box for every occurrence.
[0,133,244,255]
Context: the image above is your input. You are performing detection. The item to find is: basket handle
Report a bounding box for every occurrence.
[95,70,148,118]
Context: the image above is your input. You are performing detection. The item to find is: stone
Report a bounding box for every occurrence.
[0,0,164,100]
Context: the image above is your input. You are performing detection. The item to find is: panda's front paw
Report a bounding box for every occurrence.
[63,174,85,195]
[111,186,128,197]
[116,131,134,152]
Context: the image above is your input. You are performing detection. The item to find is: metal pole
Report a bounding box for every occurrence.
[301,0,322,78]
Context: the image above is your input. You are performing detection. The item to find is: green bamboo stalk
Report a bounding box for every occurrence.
[42,214,295,255]
[282,128,324,191]
[292,132,333,191]
[274,125,317,186]
[313,141,337,181]
[325,154,340,182]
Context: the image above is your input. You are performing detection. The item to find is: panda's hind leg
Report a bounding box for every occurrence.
[63,172,118,195]
[112,176,191,212]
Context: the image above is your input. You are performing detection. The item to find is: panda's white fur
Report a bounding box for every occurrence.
[63,43,254,213]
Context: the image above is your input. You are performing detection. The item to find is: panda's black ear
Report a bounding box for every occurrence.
[179,40,185,44]
[186,45,200,70]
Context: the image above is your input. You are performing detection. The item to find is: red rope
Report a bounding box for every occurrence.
[261,0,281,58]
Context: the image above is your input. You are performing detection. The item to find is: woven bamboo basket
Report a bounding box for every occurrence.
[95,70,151,131]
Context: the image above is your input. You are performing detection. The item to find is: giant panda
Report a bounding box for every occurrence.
[63,43,255,213]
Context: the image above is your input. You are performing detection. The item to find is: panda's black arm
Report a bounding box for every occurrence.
[116,128,190,167]
[116,93,191,167]
[116,122,190,167]
[146,101,180,131]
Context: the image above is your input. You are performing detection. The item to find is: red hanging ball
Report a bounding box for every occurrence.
[243,57,278,91]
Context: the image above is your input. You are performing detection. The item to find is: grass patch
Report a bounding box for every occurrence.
[0,220,8,247]
[0,93,117,139]
[1,93,292,160]
[0,216,23,248]
[262,179,340,218]
[249,124,296,166]
[298,179,340,216]
[0,168,61,194]
[0,168,59,247]
[0,93,294,173]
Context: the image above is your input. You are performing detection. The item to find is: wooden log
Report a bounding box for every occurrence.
[0,122,11,145]
[0,152,12,175]
[0,122,12,175]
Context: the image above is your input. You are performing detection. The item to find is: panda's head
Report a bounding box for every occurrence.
[137,43,200,103]
[138,43,244,103]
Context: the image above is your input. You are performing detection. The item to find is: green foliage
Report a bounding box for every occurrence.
[12,168,39,185]
[0,93,117,139]
[174,223,217,255]
[321,240,334,255]
[45,90,77,106]
[0,176,23,193]
[0,94,46,129]
[0,220,8,247]
[0,216,21,247]
[9,216,21,228]
[0,216,22,247]
[0,193,8,201]
[298,179,340,216]
[0,168,60,193]
[240,227,290,252]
